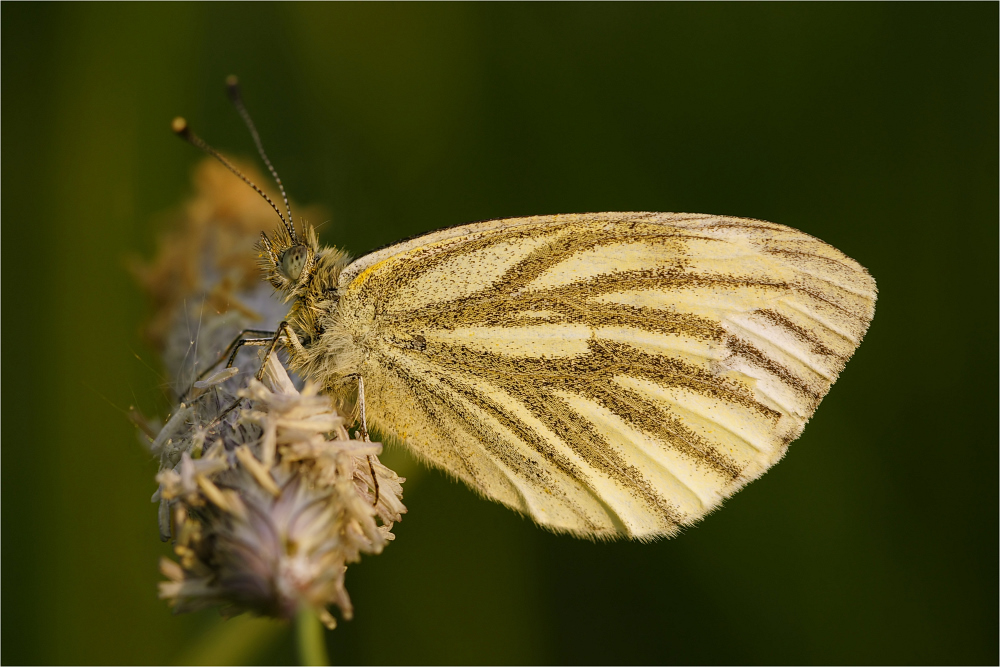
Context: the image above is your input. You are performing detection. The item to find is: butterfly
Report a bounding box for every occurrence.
[177,79,876,541]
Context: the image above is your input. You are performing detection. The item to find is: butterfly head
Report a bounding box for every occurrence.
[172,81,336,302]
[257,222,320,296]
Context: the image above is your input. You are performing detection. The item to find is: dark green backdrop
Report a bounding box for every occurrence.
[3,3,997,665]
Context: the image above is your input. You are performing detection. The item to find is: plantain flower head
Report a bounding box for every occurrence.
[137,159,406,629]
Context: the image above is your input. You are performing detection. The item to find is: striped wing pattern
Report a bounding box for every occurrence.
[337,212,876,539]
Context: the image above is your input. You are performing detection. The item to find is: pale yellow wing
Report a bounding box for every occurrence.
[336,212,876,540]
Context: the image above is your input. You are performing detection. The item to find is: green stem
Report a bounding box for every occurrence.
[295,607,330,666]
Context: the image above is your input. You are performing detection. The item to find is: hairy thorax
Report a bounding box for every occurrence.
[284,246,360,403]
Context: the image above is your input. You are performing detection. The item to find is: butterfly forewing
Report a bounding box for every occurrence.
[337,212,876,539]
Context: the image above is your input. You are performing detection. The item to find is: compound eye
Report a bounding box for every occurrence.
[280,245,308,281]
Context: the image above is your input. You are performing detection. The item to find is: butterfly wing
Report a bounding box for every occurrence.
[336,212,876,539]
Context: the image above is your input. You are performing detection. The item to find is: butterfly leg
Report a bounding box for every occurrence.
[180,328,276,401]
[254,322,292,381]
[357,375,381,507]
[204,322,293,431]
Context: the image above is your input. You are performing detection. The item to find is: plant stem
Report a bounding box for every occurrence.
[295,608,330,666]
[175,615,284,666]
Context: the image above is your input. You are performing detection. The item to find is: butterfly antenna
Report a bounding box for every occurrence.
[171,116,290,232]
[226,75,297,243]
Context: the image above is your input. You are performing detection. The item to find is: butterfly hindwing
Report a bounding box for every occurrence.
[336,212,876,539]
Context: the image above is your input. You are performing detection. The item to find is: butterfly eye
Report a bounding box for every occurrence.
[280,245,308,281]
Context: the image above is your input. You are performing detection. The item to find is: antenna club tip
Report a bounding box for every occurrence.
[226,75,241,101]
[171,116,189,135]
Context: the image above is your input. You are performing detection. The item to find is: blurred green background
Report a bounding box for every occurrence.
[3,3,997,665]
